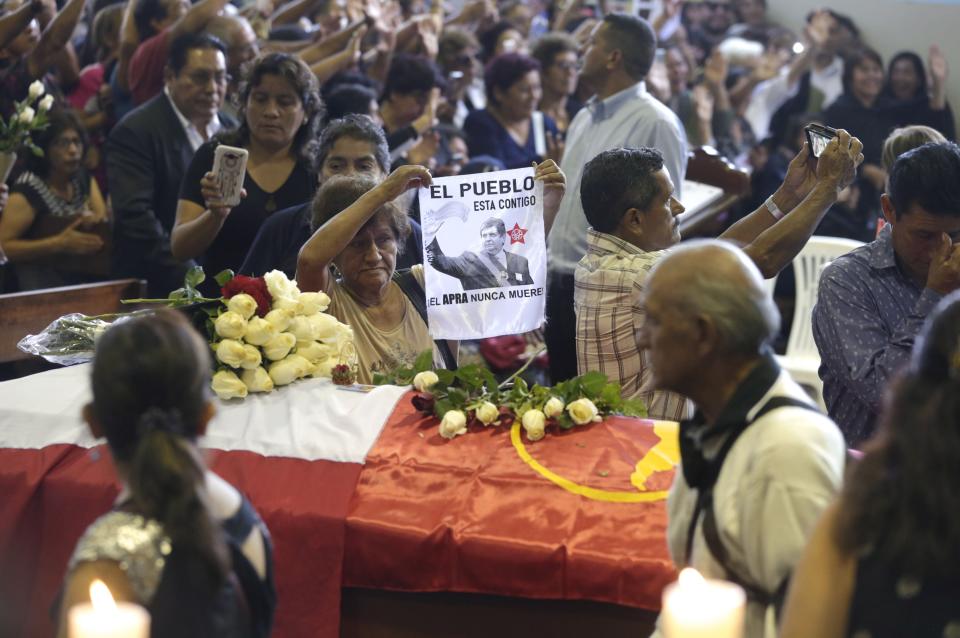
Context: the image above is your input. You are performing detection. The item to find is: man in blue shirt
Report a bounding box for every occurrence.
[814,142,960,445]
[545,13,687,383]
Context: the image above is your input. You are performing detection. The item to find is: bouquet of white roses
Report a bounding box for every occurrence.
[205,269,355,400]
[1,80,54,160]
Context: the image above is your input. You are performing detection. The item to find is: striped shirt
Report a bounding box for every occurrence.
[573,229,692,421]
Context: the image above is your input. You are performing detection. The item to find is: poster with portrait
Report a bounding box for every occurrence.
[417,167,546,340]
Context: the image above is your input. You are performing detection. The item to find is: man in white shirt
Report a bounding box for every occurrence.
[641,241,846,638]
[545,13,687,383]
[108,33,234,296]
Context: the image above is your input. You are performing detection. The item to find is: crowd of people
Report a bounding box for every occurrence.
[0,0,958,635]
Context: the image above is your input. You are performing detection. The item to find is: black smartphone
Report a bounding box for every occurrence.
[805,123,837,158]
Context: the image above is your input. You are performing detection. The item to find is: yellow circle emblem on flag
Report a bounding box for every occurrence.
[509,420,681,503]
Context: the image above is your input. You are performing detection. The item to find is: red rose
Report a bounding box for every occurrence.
[411,392,435,413]
[221,275,271,317]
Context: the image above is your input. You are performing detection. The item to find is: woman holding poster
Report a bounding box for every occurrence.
[296,166,458,382]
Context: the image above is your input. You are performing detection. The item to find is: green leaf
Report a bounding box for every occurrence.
[434,398,454,418]
[214,269,235,286]
[413,349,434,372]
[168,287,188,300]
[372,372,390,385]
[557,413,575,430]
[184,266,206,291]
[579,371,608,397]
[617,399,648,418]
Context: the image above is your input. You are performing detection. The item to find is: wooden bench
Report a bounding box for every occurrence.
[0,279,145,364]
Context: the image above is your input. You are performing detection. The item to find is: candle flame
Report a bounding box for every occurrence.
[89,579,117,613]
[677,567,705,589]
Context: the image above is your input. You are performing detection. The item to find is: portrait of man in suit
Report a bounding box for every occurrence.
[426,217,534,291]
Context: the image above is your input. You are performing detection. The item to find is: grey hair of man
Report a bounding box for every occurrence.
[656,240,780,356]
[316,114,390,175]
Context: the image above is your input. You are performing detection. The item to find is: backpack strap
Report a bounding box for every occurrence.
[392,269,458,371]
[685,396,819,618]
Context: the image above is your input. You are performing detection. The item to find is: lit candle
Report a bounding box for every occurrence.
[662,568,745,638]
[68,579,150,638]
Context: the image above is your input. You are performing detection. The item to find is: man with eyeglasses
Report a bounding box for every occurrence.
[107,33,236,296]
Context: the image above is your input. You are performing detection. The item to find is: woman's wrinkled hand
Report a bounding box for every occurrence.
[379,164,433,201]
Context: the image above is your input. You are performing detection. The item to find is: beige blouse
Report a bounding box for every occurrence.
[325,265,442,384]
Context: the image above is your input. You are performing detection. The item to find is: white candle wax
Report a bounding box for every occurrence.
[68,580,150,638]
[662,568,746,638]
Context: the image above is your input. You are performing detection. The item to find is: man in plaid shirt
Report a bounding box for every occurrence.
[573,137,863,420]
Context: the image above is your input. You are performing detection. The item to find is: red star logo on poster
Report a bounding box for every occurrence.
[508,222,528,245]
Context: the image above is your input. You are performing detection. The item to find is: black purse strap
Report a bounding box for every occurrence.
[392,269,458,371]
[684,396,818,615]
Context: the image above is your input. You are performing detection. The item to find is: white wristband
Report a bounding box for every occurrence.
[764,196,785,220]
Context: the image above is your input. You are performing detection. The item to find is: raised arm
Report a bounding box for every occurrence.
[0,0,40,51]
[296,165,431,292]
[26,0,84,79]
[170,0,231,41]
[722,131,863,278]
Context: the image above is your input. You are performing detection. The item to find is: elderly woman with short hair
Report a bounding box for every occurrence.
[297,158,567,382]
[463,53,560,169]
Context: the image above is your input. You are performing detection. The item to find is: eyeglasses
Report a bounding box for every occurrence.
[552,61,578,71]
[183,70,231,86]
[454,53,479,66]
[52,137,83,149]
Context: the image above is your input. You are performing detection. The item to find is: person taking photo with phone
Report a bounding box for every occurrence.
[171,53,323,284]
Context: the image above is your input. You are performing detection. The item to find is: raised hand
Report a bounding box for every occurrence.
[201,171,245,220]
[378,164,433,201]
[926,234,960,295]
[703,50,728,89]
[816,129,864,192]
[534,159,566,219]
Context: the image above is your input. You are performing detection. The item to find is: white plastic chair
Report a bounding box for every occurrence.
[776,236,864,410]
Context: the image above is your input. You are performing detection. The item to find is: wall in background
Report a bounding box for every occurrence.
[767,0,960,136]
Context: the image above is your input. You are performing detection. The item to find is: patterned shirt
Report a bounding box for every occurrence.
[548,81,687,276]
[813,225,942,445]
[573,229,692,421]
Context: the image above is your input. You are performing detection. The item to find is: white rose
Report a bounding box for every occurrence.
[475,401,499,426]
[262,332,296,361]
[215,339,247,368]
[412,370,439,392]
[288,315,315,342]
[263,269,300,300]
[543,396,565,418]
[240,344,262,370]
[227,293,258,320]
[28,80,44,100]
[264,308,293,333]
[311,358,336,378]
[214,311,247,340]
[286,353,314,378]
[299,291,330,314]
[38,94,54,112]
[211,370,248,400]
[272,296,303,315]
[296,340,332,363]
[267,357,301,386]
[18,106,35,125]
[438,410,467,439]
[521,409,546,441]
[243,316,277,346]
[308,313,339,341]
[567,398,600,425]
[334,322,354,348]
[241,366,274,393]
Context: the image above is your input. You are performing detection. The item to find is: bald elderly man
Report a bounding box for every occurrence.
[642,241,846,638]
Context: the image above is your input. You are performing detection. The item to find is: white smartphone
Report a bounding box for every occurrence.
[212,144,248,208]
